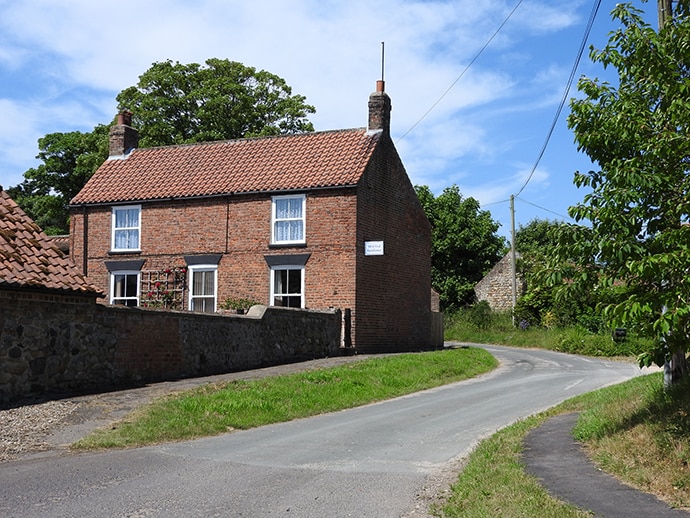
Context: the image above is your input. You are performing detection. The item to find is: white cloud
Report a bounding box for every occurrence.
[0,0,614,230]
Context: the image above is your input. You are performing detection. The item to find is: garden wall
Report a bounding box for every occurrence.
[0,289,342,405]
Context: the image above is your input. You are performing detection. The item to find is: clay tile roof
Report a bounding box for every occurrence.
[0,190,102,296]
[71,128,381,205]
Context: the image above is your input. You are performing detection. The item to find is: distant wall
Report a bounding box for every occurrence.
[0,289,341,405]
[474,253,524,312]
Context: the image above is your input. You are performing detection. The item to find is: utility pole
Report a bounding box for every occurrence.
[658,0,673,30]
[510,195,516,323]
[657,0,687,387]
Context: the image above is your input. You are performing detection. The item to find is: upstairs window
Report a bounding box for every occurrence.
[272,195,305,245]
[112,205,141,252]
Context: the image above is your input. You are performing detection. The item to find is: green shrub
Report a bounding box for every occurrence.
[466,301,493,330]
[554,327,651,357]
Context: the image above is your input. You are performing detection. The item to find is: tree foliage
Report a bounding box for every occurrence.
[416,185,506,311]
[8,59,316,234]
[513,219,568,327]
[116,59,315,147]
[7,126,109,234]
[556,2,690,374]
[515,218,562,257]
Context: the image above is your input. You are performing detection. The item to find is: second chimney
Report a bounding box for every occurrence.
[109,110,139,158]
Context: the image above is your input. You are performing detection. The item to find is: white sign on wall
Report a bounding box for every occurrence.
[365,241,384,256]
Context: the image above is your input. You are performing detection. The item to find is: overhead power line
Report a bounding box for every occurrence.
[515,196,571,220]
[396,0,524,143]
[514,0,603,197]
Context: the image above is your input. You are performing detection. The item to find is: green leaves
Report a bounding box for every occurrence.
[116,59,316,147]
[7,125,109,234]
[564,3,690,368]
[415,185,506,311]
[9,58,316,235]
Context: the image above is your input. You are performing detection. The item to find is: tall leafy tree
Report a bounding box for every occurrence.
[515,218,563,257]
[116,59,315,146]
[7,125,109,235]
[9,58,316,234]
[515,219,607,330]
[416,185,506,311]
[561,1,690,381]
[513,219,561,323]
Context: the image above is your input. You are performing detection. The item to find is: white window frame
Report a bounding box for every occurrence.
[111,205,141,252]
[188,264,218,313]
[110,270,140,306]
[271,194,306,245]
[269,265,305,308]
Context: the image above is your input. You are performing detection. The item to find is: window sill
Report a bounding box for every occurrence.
[108,250,142,256]
[269,242,307,249]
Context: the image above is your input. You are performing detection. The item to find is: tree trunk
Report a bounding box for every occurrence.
[665,348,689,389]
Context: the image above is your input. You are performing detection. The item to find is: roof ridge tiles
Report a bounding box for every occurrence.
[72,127,380,206]
[137,127,369,153]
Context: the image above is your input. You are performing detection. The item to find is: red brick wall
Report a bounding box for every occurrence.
[355,137,432,351]
[71,192,358,321]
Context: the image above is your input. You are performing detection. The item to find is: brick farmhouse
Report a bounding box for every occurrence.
[69,82,433,352]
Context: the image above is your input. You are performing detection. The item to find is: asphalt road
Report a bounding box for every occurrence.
[0,345,650,517]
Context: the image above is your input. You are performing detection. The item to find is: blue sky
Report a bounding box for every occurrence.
[0,1,655,238]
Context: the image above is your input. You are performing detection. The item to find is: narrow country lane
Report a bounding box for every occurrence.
[0,345,650,517]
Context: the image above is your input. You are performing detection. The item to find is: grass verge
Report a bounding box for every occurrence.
[437,372,690,516]
[73,347,497,450]
[444,309,652,358]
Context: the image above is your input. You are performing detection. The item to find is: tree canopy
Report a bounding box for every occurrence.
[415,185,506,311]
[116,59,315,147]
[556,1,690,378]
[9,58,316,234]
[513,218,607,330]
[515,218,562,257]
[7,125,109,235]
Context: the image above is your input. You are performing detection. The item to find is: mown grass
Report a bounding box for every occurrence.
[438,413,591,518]
[73,347,497,450]
[439,372,690,515]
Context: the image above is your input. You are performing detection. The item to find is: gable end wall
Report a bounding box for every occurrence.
[355,138,432,351]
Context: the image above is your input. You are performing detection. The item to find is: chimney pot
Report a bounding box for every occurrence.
[109,111,139,157]
[116,110,133,126]
[368,81,392,135]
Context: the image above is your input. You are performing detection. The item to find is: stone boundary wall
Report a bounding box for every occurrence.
[0,290,342,405]
[474,253,524,311]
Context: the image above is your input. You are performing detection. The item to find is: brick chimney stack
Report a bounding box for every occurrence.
[109,110,139,158]
[368,80,391,135]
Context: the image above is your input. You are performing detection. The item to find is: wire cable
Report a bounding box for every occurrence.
[514,0,602,197]
[396,0,524,143]
[515,196,571,220]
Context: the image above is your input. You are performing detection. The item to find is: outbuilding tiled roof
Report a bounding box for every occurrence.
[0,189,102,295]
[71,128,381,205]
